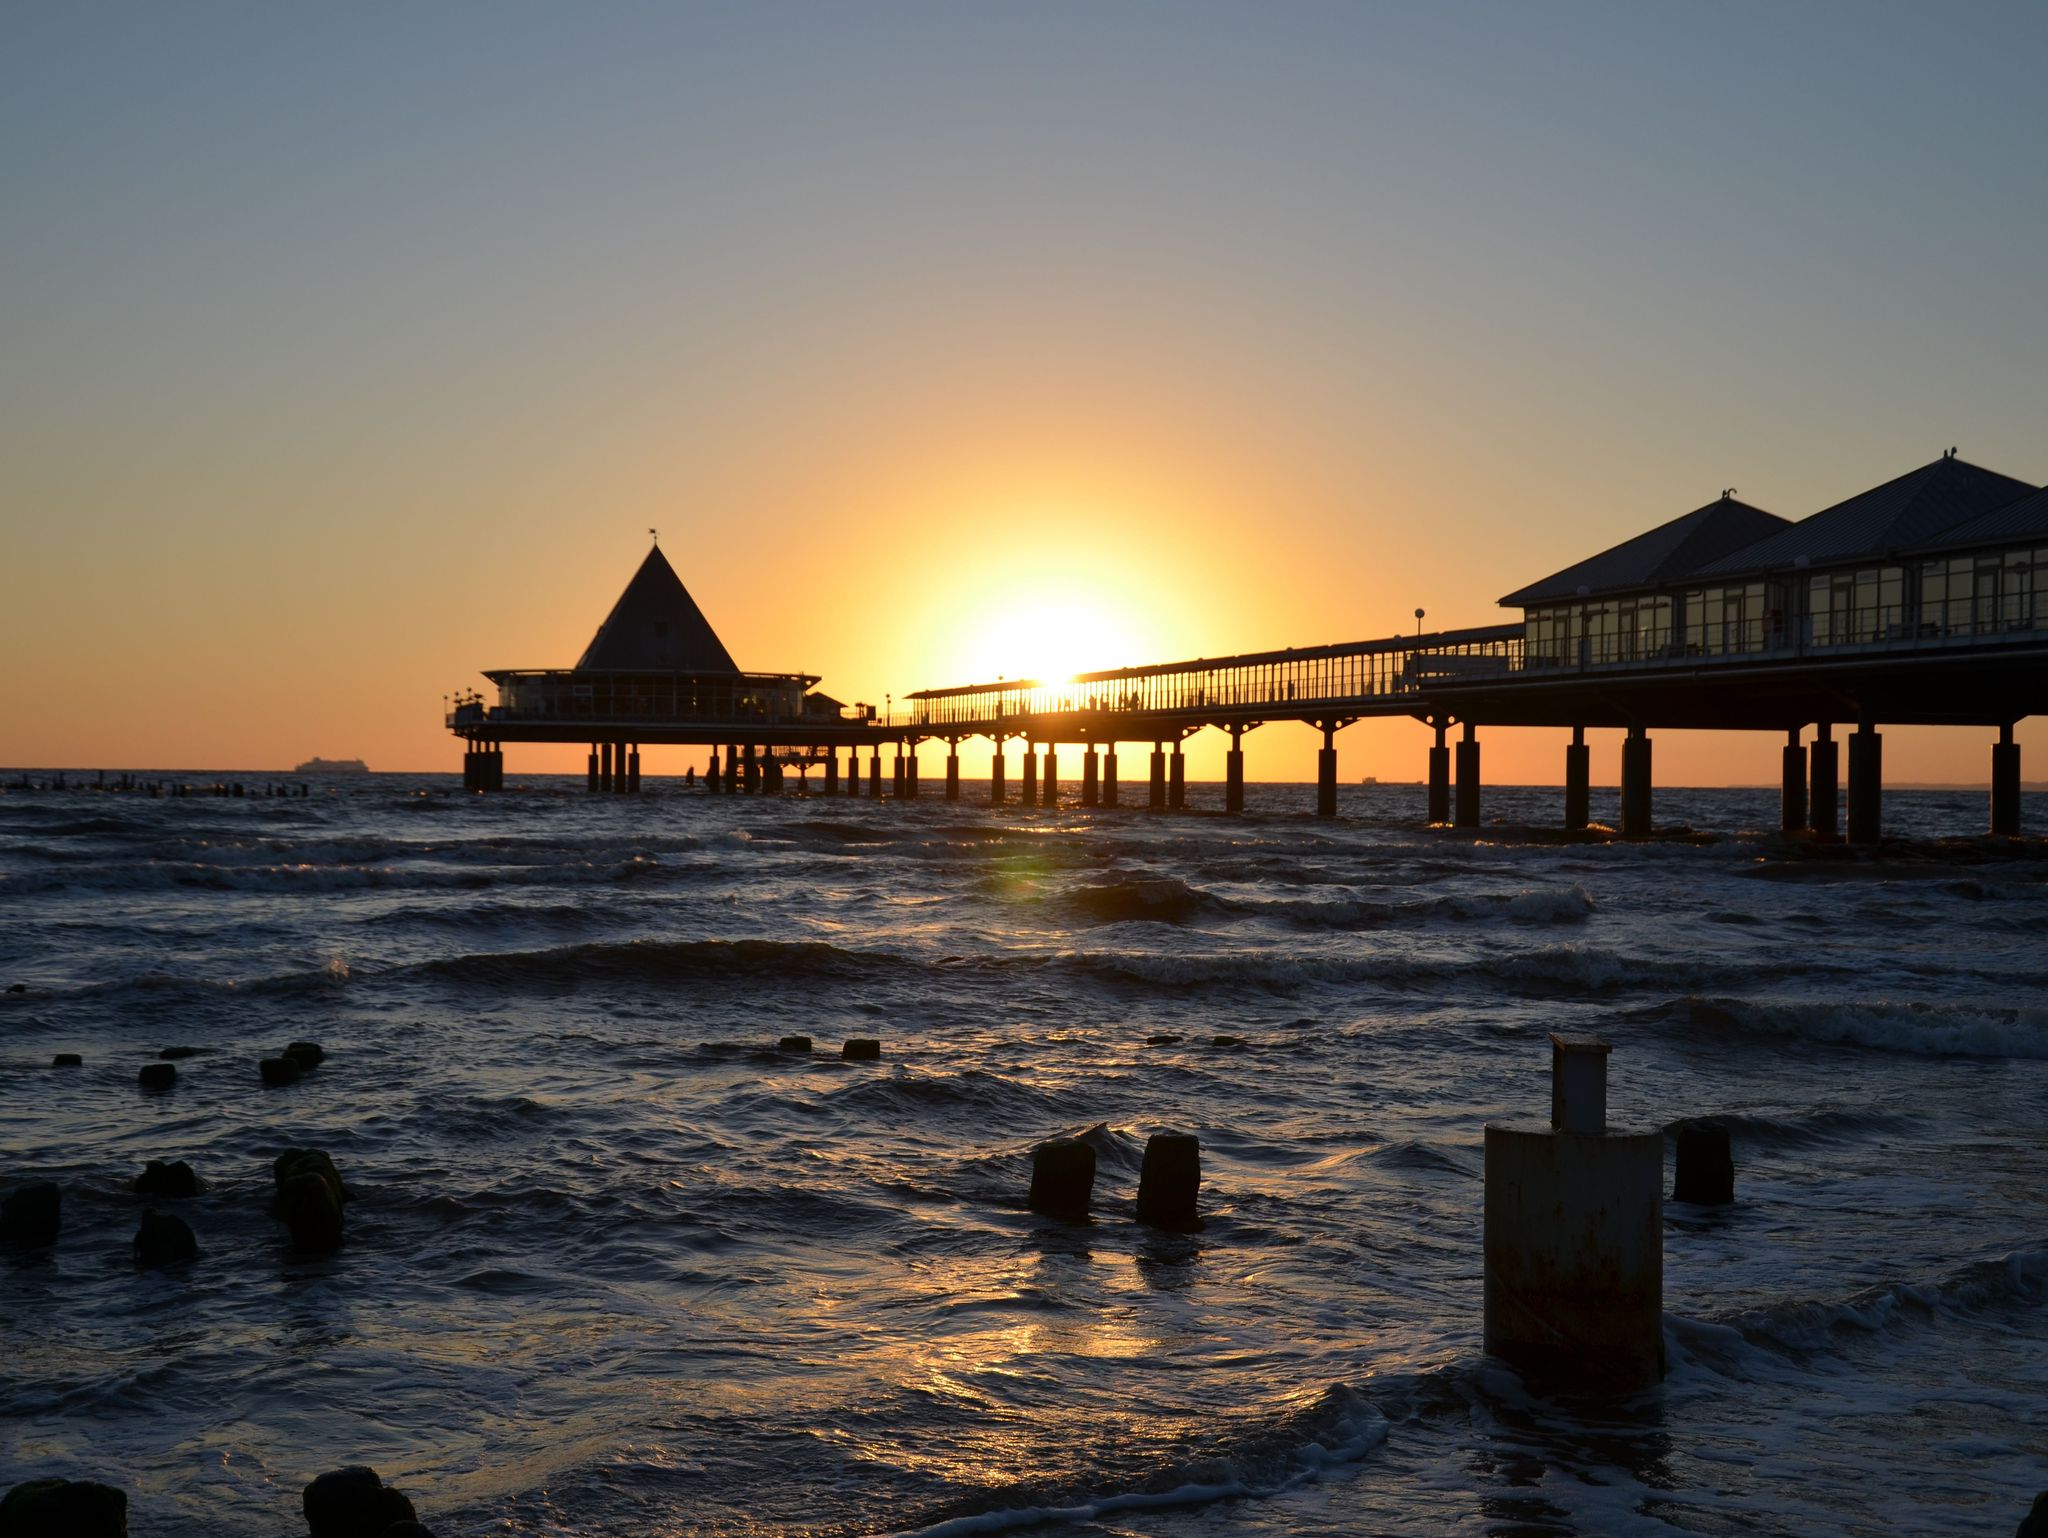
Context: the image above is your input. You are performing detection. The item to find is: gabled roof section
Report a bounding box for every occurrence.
[1690,455,2038,579]
[1912,483,2048,557]
[576,545,740,673]
[1499,496,1790,608]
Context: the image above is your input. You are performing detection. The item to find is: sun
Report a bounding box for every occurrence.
[961,590,1144,686]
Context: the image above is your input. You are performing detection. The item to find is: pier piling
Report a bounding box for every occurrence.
[1082,746,1098,807]
[1169,744,1185,808]
[1041,745,1057,808]
[1847,723,1882,845]
[1484,1034,1663,1391]
[1781,729,1807,833]
[1810,724,1839,837]
[1103,746,1119,807]
[1135,1132,1201,1230]
[1427,722,1450,825]
[1225,727,1245,814]
[990,745,1006,805]
[1316,723,1338,818]
[1564,726,1590,830]
[1020,746,1037,805]
[1454,722,1480,827]
[1992,723,2021,835]
[1028,1138,1096,1219]
[1621,727,1653,838]
[1672,1123,1734,1205]
[824,749,838,795]
[869,750,882,798]
[1149,744,1166,809]
[945,745,960,801]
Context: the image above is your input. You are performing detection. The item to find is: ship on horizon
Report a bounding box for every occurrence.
[293,756,369,774]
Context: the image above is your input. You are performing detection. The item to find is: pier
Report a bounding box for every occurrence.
[450,453,2048,839]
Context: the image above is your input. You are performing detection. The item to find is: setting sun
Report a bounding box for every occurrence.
[958,589,1145,686]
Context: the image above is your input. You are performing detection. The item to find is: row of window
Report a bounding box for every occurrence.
[1525,547,2048,665]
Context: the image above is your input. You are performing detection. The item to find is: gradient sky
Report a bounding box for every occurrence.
[4,2,2045,783]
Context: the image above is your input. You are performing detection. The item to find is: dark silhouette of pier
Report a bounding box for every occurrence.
[449,453,2048,840]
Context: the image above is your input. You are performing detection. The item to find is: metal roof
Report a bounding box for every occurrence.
[576,545,740,673]
[1910,483,2048,557]
[1498,496,1790,607]
[1689,455,2038,579]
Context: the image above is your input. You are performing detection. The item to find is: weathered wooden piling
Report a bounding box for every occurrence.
[1135,1132,1201,1230]
[1671,1122,1734,1205]
[1028,1138,1096,1219]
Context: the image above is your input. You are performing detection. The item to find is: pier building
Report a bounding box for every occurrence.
[449,453,2047,837]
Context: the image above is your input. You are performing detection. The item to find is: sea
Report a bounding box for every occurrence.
[1,775,2043,1537]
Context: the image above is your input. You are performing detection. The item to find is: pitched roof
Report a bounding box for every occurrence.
[1912,483,2048,557]
[576,545,740,673]
[1689,455,2038,579]
[1499,496,1791,607]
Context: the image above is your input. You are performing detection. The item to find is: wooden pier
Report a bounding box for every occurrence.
[450,454,2048,840]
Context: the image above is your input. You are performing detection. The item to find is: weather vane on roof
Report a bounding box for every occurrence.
[650,527,659,544]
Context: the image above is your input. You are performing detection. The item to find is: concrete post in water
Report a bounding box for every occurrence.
[597,742,612,794]
[1454,722,1481,827]
[627,747,641,794]
[1781,728,1807,833]
[1041,745,1058,807]
[764,751,783,795]
[1082,746,1099,807]
[705,751,720,793]
[1020,746,1037,805]
[906,748,920,799]
[848,752,861,796]
[1149,744,1166,808]
[1169,744,1186,808]
[1316,723,1338,819]
[1992,722,2022,836]
[1810,723,1839,838]
[945,745,960,802]
[1224,727,1245,814]
[1028,1138,1096,1219]
[1103,747,1119,807]
[1136,1132,1201,1230]
[1621,727,1653,838]
[819,749,835,795]
[891,748,905,799]
[1847,722,1882,845]
[1564,726,1590,830]
[1484,1034,1663,1391]
[1428,722,1451,825]
[990,744,1006,805]
[868,750,882,798]
[727,745,743,793]
[1672,1123,1734,1205]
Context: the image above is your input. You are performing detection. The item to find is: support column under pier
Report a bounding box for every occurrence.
[743,745,760,794]
[588,746,600,794]
[1082,747,1098,807]
[892,749,905,799]
[1041,746,1058,808]
[1809,726,1838,839]
[906,749,920,799]
[726,745,742,794]
[1225,730,1245,814]
[601,742,616,794]
[1847,724,1882,846]
[627,747,640,794]
[706,750,721,793]
[945,747,960,802]
[1169,745,1186,809]
[1103,747,1119,807]
[1316,723,1337,819]
[990,746,1006,806]
[1427,724,1450,825]
[1454,723,1480,828]
[1149,745,1166,809]
[1781,730,1806,834]
[824,750,838,796]
[869,751,882,798]
[1020,746,1037,806]
[1564,727,1590,831]
[1621,728,1652,838]
[1992,725,2021,837]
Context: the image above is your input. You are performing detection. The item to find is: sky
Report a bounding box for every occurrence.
[4,2,2045,784]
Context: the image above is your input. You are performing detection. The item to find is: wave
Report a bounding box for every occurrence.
[1663,1106,1913,1151]
[419,937,908,989]
[892,1383,1389,1538]
[1066,877,1228,925]
[1653,994,2048,1059]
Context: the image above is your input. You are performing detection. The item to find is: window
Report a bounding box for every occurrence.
[1808,567,1902,646]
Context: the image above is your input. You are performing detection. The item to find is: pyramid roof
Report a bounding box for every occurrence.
[576,545,740,673]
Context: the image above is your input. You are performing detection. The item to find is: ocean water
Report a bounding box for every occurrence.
[1,776,2043,1537]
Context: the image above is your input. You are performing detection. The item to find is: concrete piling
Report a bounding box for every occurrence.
[990,746,1006,805]
[1082,746,1099,807]
[1136,1132,1201,1230]
[1028,1138,1096,1219]
[1427,723,1451,825]
[1020,746,1037,805]
[1317,723,1338,818]
[1810,723,1839,837]
[626,747,640,794]
[1149,744,1166,808]
[1483,1034,1663,1391]
[1169,745,1186,808]
[1847,722,1882,845]
[869,750,882,798]
[1454,722,1480,827]
[945,747,960,801]
[1564,726,1590,830]
[1621,727,1653,838]
[1781,728,1807,834]
[1225,730,1245,814]
[906,749,920,799]
[824,749,838,795]
[1041,745,1058,807]
[1671,1123,1734,1205]
[1103,747,1119,807]
[1992,723,2022,835]
[841,1038,882,1061]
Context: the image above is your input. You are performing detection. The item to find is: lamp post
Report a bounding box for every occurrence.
[1414,607,1426,640]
